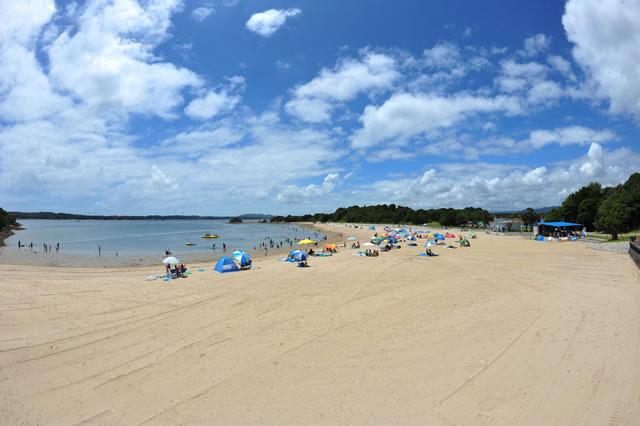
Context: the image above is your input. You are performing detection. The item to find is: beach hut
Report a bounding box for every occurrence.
[214,256,239,273]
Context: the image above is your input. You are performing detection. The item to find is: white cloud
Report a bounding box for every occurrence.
[192,6,214,22]
[286,52,399,122]
[351,93,522,149]
[246,8,301,37]
[47,0,201,118]
[563,0,640,119]
[277,173,346,203]
[520,34,551,57]
[365,143,640,210]
[185,77,244,120]
[151,165,178,190]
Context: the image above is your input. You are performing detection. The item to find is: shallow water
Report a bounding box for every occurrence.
[5,219,323,262]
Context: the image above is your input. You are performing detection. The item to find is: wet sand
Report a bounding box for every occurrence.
[0,224,639,424]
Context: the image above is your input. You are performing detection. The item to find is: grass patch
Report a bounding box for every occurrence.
[589,230,640,242]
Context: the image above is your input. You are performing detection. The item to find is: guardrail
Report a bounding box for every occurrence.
[630,238,640,269]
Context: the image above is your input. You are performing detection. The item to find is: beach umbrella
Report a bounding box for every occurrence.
[162,256,180,265]
[289,249,308,261]
[232,250,251,266]
[298,239,315,245]
[347,236,357,241]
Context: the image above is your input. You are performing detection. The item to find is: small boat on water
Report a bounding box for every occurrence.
[201,233,220,239]
[185,242,196,246]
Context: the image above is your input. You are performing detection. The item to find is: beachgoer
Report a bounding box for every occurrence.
[98,245,101,256]
[18,240,21,248]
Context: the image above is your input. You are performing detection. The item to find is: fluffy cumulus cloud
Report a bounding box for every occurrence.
[46,0,202,118]
[563,0,640,119]
[351,93,521,149]
[245,8,301,37]
[365,143,640,210]
[277,173,348,203]
[286,52,399,122]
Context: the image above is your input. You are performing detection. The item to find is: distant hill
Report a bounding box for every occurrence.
[10,211,273,221]
[492,206,558,216]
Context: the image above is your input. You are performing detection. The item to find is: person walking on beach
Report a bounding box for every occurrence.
[98,245,101,256]
[18,240,21,248]
[223,243,226,251]
[56,243,59,252]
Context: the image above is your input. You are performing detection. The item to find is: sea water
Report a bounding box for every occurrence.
[6,219,322,259]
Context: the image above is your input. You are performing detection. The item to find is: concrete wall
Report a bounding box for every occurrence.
[630,240,640,269]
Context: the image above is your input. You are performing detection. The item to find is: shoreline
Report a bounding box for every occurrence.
[0,221,343,268]
[0,223,22,247]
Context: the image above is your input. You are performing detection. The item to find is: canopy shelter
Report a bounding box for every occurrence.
[537,221,583,237]
[537,221,583,228]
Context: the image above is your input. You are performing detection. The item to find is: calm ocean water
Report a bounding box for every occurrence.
[6,220,323,258]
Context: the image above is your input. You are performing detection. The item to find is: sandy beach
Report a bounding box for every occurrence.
[1,223,639,424]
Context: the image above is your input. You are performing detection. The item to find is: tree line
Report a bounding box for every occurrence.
[270,205,493,227]
[0,208,17,232]
[543,172,640,239]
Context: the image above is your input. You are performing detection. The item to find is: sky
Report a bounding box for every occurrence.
[1,0,639,216]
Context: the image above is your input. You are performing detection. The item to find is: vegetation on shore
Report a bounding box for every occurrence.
[10,212,272,221]
[0,208,17,231]
[0,208,19,246]
[228,217,243,224]
[270,205,493,227]
[544,172,640,239]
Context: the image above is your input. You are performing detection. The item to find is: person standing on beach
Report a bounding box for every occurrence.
[56,243,59,252]
[18,240,21,248]
[98,245,101,256]
[264,247,268,256]
[223,243,226,251]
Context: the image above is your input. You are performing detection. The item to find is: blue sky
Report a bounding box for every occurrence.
[0,0,639,215]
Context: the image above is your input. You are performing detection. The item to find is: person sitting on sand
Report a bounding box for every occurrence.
[308,248,315,256]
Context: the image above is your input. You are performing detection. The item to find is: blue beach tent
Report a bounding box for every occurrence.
[214,256,239,273]
[433,233,445,241]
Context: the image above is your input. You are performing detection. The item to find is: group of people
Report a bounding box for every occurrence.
[165,263,188,278]
[18,240,60,253]
[364,249,379,257]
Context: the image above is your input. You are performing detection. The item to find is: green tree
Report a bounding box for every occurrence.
[596,195,631,240]
[543,207,563,222]
[520,207,540,226]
